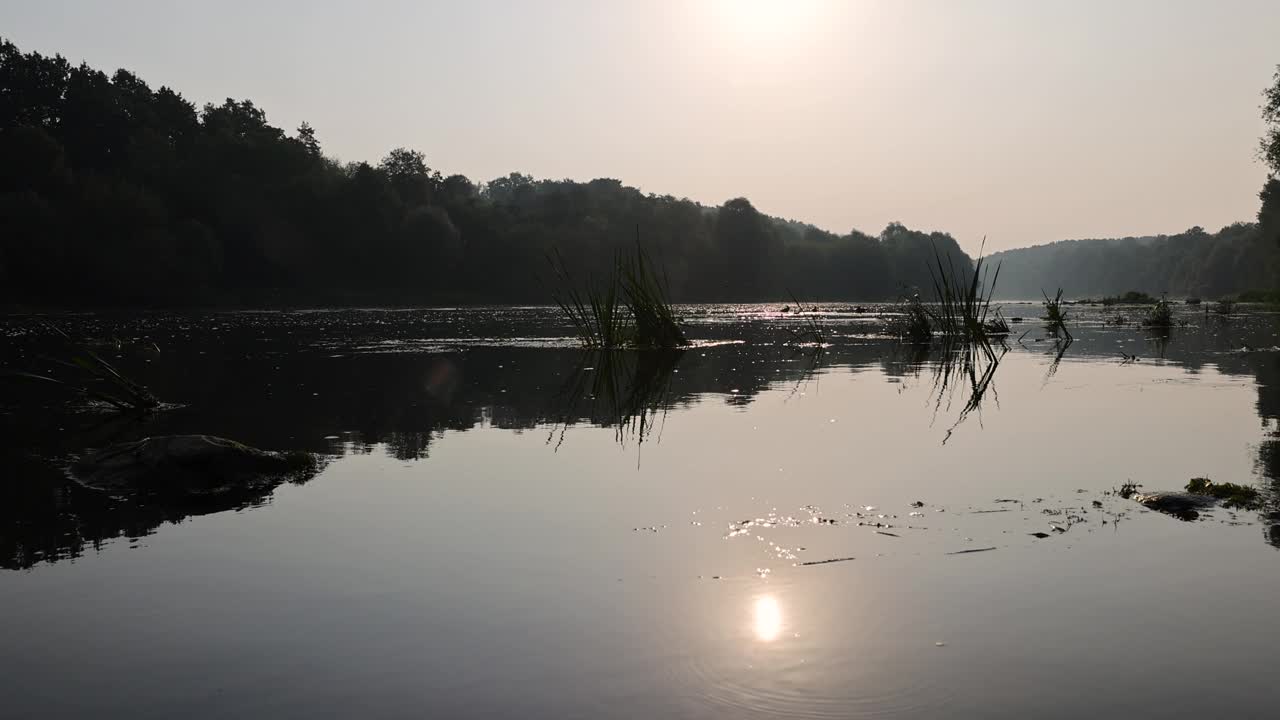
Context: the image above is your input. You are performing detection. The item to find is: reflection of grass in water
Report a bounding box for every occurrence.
[1145,326,1171,358]
[1045,337,1073,383]
[784,346,825,403]
[549,350,684,453]
[892,336,1006,444]
[931,339,1006,445]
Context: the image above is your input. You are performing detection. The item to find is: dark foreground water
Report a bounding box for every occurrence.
[3,303,1280,718]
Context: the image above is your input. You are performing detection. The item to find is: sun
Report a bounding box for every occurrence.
[691,0,831,67]
[708,0,824,38]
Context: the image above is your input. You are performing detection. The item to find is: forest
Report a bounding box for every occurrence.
[962,64,1280,301]
[3,38,1279,307]
[0,39,974,307]
[986,223,1279,300]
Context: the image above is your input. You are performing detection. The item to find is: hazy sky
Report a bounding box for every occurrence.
[4,0,1279,253]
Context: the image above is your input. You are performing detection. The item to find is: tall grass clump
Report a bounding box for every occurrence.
[983,310,1011,337]
[1041,288,1072,339]
[620,247,689,349]
[924,242,1003,342]
[1142,295,1175,328]
[895,293,933,343]
[4,324,160,412]
[784,291,826,346]
[548,242,688,350]
[548,249,631,349]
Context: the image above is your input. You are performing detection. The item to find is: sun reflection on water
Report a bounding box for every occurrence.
[753,595,783,642]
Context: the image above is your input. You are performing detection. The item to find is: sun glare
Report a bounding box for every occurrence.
[753,595,783,642]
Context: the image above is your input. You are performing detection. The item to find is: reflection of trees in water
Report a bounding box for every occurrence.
[1228,351,1280,549]
[14,310,1280,566]
[1254,437,1280,548]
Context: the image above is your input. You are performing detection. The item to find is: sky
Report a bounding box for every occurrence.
[3,0,1279,254]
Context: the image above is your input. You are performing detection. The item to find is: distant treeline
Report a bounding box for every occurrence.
[986,223,1280,300]
[0,39,975,307]
[991,63,1280,301]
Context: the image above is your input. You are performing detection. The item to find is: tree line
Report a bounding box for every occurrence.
[0,39,974,307]
[986,222,1278,300]
[989,65,1280,301]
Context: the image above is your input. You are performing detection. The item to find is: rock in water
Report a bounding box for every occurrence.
[70,435,319,496]
[1132,491,1216,521]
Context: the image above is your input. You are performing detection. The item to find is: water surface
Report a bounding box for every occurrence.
[3,304,1279,718]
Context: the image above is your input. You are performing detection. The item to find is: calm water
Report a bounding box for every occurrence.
[3,304,1280,718]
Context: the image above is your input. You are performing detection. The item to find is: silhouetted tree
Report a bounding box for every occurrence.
[1261,65,1280,243]
[296,122,320,156]
[0,38,1013,307]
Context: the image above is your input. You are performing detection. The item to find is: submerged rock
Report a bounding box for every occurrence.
[70,435,320,496]
[1132,491,1216,521]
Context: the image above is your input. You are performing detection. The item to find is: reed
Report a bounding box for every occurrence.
[1041,288,1072,339]
[923,242,1003,342]
[896,293,933,343]
[547,249,631,349]
[549,240,688,350]
[783,291,826,346]
[3,324,160,412]
[1142,296,1175,328]
[619,246,689,349]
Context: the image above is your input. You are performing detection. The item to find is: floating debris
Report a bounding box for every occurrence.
[875,530,900,538]
[947,547,998,555]
[1029,532,1051,539]
[800,557,856,567]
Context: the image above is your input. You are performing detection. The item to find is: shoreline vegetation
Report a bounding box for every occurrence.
[0,39,979,309]
[3,38,1280,310]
